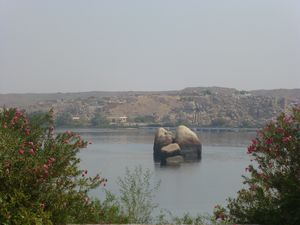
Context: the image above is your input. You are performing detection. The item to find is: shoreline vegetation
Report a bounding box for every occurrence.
[55,126,259,132]
[50,112,263,130]
[52,116,265,130]
[3,86,299,130]
[29,110,260,132]
[0,107,299,225]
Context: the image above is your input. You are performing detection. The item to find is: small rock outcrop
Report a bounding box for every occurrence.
[175,125,202,161]
[160,143,181,165]
[153,125,202,166]
[153,127,174,162]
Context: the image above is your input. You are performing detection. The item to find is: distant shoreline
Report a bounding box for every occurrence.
[56,126,258,132]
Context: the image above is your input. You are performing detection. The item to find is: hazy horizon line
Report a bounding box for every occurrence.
[1,86,299,95]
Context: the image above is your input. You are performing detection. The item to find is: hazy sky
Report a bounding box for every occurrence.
[1,0,300,93]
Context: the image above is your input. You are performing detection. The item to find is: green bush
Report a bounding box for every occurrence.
[0,108,127,225]
[173,213,206,225]
[170,212,229,225]
[220,107,300,225]
[117,165,160,223]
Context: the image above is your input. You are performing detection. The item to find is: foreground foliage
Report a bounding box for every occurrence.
[117,166,160,223]
[0,108,127,225]
[3,107,299,224]
[216,107,300,225]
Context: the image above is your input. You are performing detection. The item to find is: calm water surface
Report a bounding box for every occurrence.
[71,128,256,216]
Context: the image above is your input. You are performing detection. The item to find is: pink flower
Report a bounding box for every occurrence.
[19,149,25,155]
[283,116,292,123]
[283,136,292,143]
[29,149,35,155]
[247,145,256,154]
[28,141,34,146]
[82,170,88,176]
[266,137,273,145]
[277,127,285,134]
[15,110,23,117]
[252,139,258,145]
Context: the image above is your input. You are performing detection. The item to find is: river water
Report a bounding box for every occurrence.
[72,128,256,216]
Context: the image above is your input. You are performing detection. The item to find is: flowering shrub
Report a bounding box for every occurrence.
[213,204,228,222]
[0,108,127,224]
[224,107,300,225]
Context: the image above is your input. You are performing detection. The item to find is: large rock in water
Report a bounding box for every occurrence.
[153,128,174,162]
[160,143,181,165]
[175,125,202,161]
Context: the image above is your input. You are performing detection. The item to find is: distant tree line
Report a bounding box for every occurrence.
[27,111,259,129]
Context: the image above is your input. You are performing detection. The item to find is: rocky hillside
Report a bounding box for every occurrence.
[0,87,299,127]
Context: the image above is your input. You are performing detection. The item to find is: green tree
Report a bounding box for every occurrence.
[90,113,109,127]
[55,111,73,127]
[220,107,300,225]
[134,115,155,123]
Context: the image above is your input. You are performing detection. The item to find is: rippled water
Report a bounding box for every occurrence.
[68,128,256,216]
